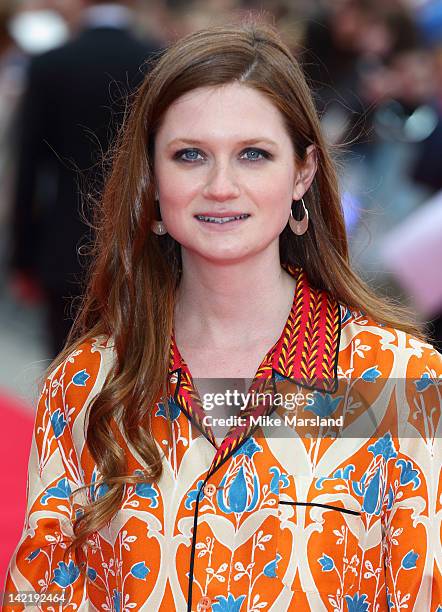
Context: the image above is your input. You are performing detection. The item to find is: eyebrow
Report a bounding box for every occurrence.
[166,137,279,148]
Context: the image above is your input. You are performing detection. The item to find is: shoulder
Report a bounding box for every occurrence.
[336,307,440,446]
[43,336,116,426]
[51,333,113,374]
[338,304,442,379]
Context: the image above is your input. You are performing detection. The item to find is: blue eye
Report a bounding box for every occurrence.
[173,147,272,163]
[241,148,271,161]
[245,149,265,161]
[174,148,203,162]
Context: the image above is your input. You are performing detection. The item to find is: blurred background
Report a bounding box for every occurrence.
[1,0,441,585]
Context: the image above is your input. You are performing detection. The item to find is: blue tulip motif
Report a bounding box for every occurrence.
[362,468,382,515]
[368,433,397,461]
[52,561,80,588]
[212,593,246,611]
[414,372,433,392]
[156,399,181,421]
[217,439,262,514]
[396,459,421,490]
[233,438,262,459]
[344,593,369,612]
[345,434,399,515]
[401,550,418,570]
[318,554,335,572]
[130,561,150,580]
[349,433,398,516]
[217,461,259,514]
[133,469,159,507]
[41,478,71,505]
[185,479,204,510]
[50,409,68,438]
[304,392,343,418]
[351,465,385,516]
[361,366,381,383]
[263,553,282,578]
[72,369,90,386]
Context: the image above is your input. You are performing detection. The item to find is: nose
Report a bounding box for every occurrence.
[202,161,241,202]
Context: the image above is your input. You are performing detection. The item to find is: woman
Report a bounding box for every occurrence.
[4,22,441,611]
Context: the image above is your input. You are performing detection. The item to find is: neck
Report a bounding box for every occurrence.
[174,248,296,350]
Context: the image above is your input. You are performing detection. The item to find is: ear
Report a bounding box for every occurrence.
[292,144,317,200]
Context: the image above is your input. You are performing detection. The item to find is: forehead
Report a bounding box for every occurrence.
[155,82,290,144]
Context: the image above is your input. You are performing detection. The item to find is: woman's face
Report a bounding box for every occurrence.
[153,81,315,266]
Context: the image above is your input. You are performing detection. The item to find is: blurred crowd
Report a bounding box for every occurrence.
[1,0,442,401]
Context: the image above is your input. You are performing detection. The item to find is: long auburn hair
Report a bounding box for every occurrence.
[52,21,425,564]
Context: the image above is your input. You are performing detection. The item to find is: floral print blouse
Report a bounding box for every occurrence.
[3,265,442,611]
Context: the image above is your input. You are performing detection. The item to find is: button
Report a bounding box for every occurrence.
[198,595,212,609]
[203,483,216,497]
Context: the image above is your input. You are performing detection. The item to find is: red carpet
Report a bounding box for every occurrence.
[0,390,35,589]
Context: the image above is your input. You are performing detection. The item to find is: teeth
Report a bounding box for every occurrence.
[196,214,249,223]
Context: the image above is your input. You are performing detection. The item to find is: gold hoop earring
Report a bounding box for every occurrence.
[289,198,309,236]
[151,198,168,235]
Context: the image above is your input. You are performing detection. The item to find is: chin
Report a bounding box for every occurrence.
[200,247,259,265]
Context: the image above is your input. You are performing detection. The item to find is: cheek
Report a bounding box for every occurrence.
[156,190,197,243]
[156,163,200,205]
[249,162,295,196]
[260,183,293,233]
[157,182,195,219]
[254,179,293,213]
[158,196,188,229]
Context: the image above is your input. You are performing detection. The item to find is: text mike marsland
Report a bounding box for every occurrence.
[202,413,345,428]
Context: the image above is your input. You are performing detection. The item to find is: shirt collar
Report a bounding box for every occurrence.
[167,264,341,467]
[168,264,341,396]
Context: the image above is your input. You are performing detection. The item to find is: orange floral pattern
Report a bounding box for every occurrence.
[3,266,441,611]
